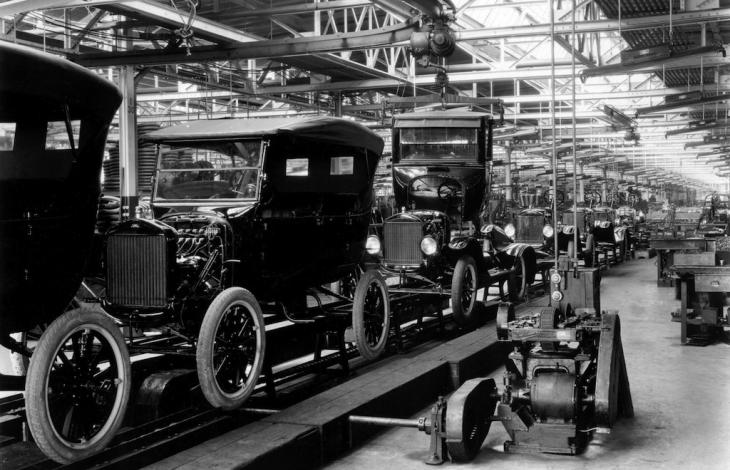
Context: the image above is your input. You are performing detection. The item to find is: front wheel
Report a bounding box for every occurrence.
[352,270,391,361]
[25,308,131,464]
[451,256,478,326]
[196,287,266,410]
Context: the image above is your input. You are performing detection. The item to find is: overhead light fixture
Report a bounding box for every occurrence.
[601,105,634,130]
[637,92,730,116]
[581,44,726,80]
[667,119,726,137]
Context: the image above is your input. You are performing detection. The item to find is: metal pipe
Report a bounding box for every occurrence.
[349,415,422,428]
[118,63,138,220]
[550,0,558,271]
[571,0,578,265]
[505,145,513,203]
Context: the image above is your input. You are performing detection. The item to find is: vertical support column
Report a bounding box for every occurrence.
[313,0,321,36]
[601,167,608,204]
[505,144,513,203]
[119,64,138,220]
[578,162,585,203]
[334,92,342,117]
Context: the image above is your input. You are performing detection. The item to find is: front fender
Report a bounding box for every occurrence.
[496,243,537,283]
[446,236,489,271]
[502,242,532,258]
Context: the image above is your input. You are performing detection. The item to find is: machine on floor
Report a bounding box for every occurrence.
[349,258,633,464]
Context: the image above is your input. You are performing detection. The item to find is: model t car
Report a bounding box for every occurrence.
[358,108,537,339]
[592,206,629,264]
[6,108,384,462]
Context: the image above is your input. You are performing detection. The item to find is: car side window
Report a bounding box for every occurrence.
[330,156,354,175]
[0,123,15,150]
[286,158,308,176]
[46,120,80,150]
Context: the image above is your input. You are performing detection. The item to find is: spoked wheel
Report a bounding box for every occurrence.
[197,287,266,410]
[25,308,131,464]
[451,255,478,327]
[512,254,529,300]
[352,270,391,361]
[338,266,362,299]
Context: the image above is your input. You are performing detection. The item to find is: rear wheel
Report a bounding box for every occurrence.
[25,308,131,464]
[513,254,529,300]
[352,270,390,361]
[451,256,478,326]
[197,287,266,410]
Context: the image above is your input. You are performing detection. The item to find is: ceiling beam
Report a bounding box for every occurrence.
[214,0,373,18]
[454,8,730,41]
[73,19,418,66]
[0,0,115,16]
[108,0,259,45]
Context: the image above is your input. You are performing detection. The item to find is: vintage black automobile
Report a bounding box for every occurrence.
[0,43,125,463]
[117,115,384,397]
[359,109,536,335]
[591,206,629,264]
[555,206,595,266]
[505,206,585,261]
[5,109,384,462]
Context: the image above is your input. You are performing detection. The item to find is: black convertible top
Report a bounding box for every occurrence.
[0,41,121,121]
[144,116,384,155]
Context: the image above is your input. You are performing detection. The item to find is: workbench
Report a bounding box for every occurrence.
[670,264,730,345]
[649,237,715,287]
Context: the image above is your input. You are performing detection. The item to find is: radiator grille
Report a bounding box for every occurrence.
[515,215,544,244]
[107,233,168,307]
[383,220,423,266]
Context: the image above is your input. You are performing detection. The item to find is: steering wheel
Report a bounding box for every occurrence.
[585,191,602,206]
[437,180,462,200]
[408,175,436,194]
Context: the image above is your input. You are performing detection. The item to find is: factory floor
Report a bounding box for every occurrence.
[321,257,730,470]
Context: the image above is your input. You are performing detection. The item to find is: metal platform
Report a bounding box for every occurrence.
[146,316,514,470]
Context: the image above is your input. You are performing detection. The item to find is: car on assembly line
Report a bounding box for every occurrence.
[359,108,539,333]
[9,111,386,463]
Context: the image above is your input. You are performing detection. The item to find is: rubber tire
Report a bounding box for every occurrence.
[513,254,528,300]
[197,287,266,411]
[451,255,478,327]
[352,270,391,361]
[25,308,131,464]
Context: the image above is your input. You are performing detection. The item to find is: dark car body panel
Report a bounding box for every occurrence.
[0,42,121,334]
[110,117,383,306]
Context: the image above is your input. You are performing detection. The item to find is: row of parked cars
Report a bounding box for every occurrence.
[499,203,634,268]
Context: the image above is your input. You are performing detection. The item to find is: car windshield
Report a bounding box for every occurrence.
[400,127,478,161]
[154,139,262,202]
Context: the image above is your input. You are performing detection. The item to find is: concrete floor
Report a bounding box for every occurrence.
[322,258,730,470]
